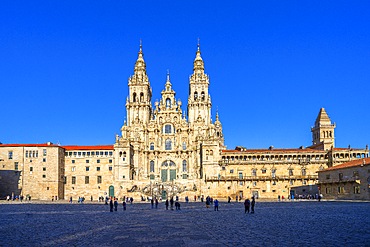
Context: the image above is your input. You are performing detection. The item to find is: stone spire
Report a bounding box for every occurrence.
[132,41,148,84]
[315,108,331,126]
[193,41,204,73]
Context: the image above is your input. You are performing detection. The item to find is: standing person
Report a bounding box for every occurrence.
[114,198,118,211]
[109,199,114,212]
[130,197,134,204]
[122,201,127,211]
[170,197,174,210]
[69,196,72,203]
[151,198,154,209]
[155,198,159,209]
[206,197,211,208]
[214,199,219,211]
[228,196,231,203]
[251,197,255,214]
[165,199,169,210]
[244,198,250,214]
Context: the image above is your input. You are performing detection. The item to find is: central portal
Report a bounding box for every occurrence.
[161,160,176,182]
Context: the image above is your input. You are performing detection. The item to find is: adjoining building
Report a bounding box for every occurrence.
[318,158,370,200]
[0,44,369,200]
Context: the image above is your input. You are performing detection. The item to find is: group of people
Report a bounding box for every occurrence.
[243,197,256,214]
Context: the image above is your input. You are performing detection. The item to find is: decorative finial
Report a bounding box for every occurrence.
[166,69,170,81]
[139,39,142,52]
[197,38,200,51]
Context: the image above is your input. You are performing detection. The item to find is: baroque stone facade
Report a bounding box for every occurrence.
[0,45,369,200]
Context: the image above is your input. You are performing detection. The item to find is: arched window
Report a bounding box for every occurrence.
[194,91,198,100]
[166,98,171,108]
[133,93,137,102]
[164,124,172,134]
[150,142,154,150]
[165,139,172,150]
[201,91,205,101]
[182,142,186,150]
[182,160,187,172]
[150,160,155,173]
[140,92,144,102]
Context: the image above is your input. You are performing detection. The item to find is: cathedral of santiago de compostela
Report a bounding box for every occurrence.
[0,44,369,201]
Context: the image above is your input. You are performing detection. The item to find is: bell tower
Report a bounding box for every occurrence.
[187,42,212,124]
[311,108,336,150]
[126,43,152,126]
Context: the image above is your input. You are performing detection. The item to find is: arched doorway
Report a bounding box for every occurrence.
[161,160,176,182]
[109,185,114,198]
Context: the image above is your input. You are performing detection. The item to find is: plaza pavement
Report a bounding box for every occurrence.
[0,200,369,246]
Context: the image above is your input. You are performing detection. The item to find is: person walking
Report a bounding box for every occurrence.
[165,199,169,210]
[170,197,174,210]
[114,198,118,211]
[122,201,127,211]
[109,199,114,212]
[214,199,219,211]
[228,196,231,203]
[155,198,159,209]
[151,198,154,209]
[251,197,255,214]
[244,198,250,214]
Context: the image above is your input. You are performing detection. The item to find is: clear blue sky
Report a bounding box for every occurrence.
[1,1,369,149]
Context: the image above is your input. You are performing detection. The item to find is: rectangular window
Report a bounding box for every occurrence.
[86,167,90,171]
[43,149,47,156]
[43,167,46,171]
[252,169,257,176]
[109,159,112,163]
[289,169,293,176]
[85,176,89,184]
[97,167,100,171]
[87,152,90,156]
[25,151,28,158]
[43,158,46,162]
[272,169,276,178]
[354,186,360,194]
[71,166,76,172]
[78,152,81,156]
[150,174,155,180]
[8,151,13,160]
[109,166,113,171]
[109,151,113,156]
[86,160,89,163]
[72,160,75,164]
[261,169,266,174]
[105,152,108,156]
[14,162,19,170]
[42,174,46,178]
[72,176,76,184]
[91,151,95,156]
[97,176,102,184]
[82,152,86,156]
[64,176,67,184]
[182,174,188,179]
[230,169,234,174]
[100,152,104,156]
[73,152,77,156]
[301,169,306,176]
[238,172,243,179]
[97,159,100,163]
[30,167,33,172]
[338,186,344,194]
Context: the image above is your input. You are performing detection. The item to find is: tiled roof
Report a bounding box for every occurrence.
[222,148,326,154]
[0,143,59,147]
[63,145,114,150]
[322,157,370,171]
